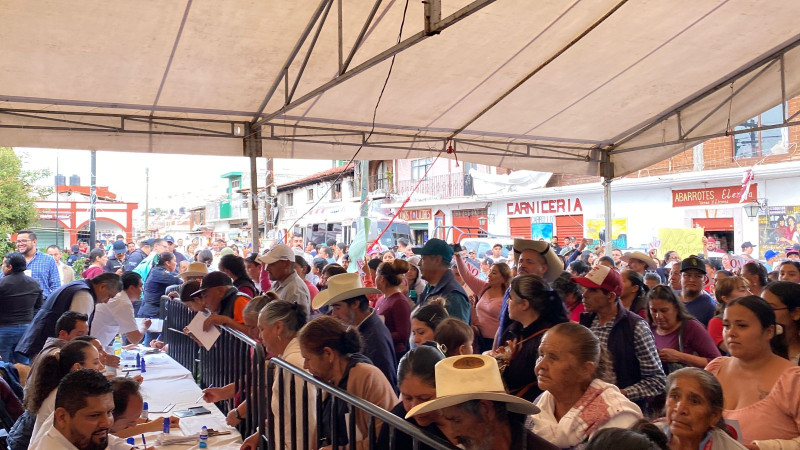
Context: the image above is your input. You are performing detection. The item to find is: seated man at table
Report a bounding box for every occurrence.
[109,377,179,439]
[29,369,116,450]
[36,310,90,360]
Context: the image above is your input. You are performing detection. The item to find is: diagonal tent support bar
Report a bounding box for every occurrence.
[250,0,332,122]
[445,0,630,141]
[340,0,383,75]
[611,34,800,151]
[252,0,497,129]
[288,0,335,104]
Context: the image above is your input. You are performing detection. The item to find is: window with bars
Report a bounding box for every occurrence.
[332,182,342,200]
[286,192,293,207]
[307,188,314,202]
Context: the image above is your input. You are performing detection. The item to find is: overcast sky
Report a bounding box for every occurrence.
[16,147,332,211]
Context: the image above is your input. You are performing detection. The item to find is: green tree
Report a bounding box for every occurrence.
[0,147,50,253]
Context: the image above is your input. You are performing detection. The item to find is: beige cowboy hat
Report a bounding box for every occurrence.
[311,272,381,310]
[512,239,563,282]
[620,251,657,269]
[179,262,209,280]
[406,354,539,418]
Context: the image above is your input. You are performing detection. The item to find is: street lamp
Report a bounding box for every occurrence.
[743,198,767,218]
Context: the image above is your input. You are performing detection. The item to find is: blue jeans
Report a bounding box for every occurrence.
[0,324,30,364]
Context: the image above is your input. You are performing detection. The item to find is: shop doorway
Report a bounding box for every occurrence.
[692,218,734,253]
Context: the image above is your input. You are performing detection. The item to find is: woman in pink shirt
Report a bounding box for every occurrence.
[81,248,107,279]
[454,252,511,352]
[705,296,800,448]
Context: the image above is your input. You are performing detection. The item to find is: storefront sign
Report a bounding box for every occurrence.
[399,208,432,221]
[506,198,583,216]
[671,184,757,207]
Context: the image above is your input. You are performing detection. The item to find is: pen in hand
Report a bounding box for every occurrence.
[196,383,213,403]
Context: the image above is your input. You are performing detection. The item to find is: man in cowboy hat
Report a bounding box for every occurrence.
[575,265,665,405]
[493,239,563,349]
[620,251,657,276]
[259,244,310,314]
[163,261,209,298]
[406,354,557,450]
[413,239,470,323]
[313,273,397,389]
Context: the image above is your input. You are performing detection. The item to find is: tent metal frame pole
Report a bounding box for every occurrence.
[252,0,497,128]
[244,124,262,253]
[600,149,614,255]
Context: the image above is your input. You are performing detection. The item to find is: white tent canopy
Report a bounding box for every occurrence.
[2,0,800,178]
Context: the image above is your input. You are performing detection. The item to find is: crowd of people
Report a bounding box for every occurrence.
[0,227,798,449]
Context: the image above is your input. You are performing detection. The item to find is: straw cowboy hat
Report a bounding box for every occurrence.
[620,251,657,269]
[179,262,209,280]
[312,273,381,310]
[512,239,563,282]
[406,354,539,418]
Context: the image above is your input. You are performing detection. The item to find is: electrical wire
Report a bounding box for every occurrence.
[284,0,411,240]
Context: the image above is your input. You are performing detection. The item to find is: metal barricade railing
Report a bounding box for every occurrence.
[164,299,268,441]
[165,299,455,449]
[266,358,458,450]
[165,298,196,373]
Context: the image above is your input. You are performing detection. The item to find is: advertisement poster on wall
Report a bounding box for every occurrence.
[530,223,554,241]
[586,218,628,248]
[758,206,800,254]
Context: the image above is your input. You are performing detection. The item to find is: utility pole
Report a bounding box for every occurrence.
[55,152,60,248]
[144,168,150,236]
[89,151,97,249]
[265,157,274,238]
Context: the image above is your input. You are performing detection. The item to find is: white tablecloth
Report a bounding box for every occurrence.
[117,350,243,450]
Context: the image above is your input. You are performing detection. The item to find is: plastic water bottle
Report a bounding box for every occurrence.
[140,401,148,420]
[113,335,122,356]
[199,425,208,448]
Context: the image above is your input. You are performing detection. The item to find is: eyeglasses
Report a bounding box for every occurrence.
[15,239,31,244]
[771,306,789,311]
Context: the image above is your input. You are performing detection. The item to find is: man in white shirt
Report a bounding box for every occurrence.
[30,369,117,450]
[91,272,150,347]
[258,244,311,313]
[47,245,75,284]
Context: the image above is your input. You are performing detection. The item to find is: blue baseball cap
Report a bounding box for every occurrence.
[163,235,175,244]
[112,240,126,254]
[412,238,454,264]
[764,249,779,260]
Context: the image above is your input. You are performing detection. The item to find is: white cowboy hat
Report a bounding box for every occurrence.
[311,273,381,310]
[620,251,657,269]
[512,239,563,282]
[406,354,539,418]
[179,262,209,280]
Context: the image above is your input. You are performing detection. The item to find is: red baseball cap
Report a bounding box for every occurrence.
[572,265,623,297]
